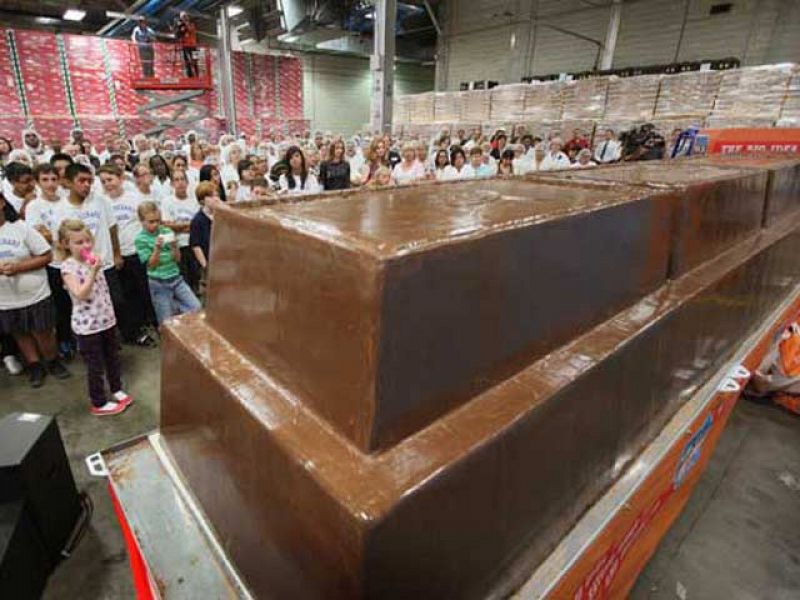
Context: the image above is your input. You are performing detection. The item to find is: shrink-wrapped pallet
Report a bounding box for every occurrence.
[709,64,795,126]
[490,84,527,121]
[434,92,462,122]
[777,69,800,128]
[604,74,661,121]
[460,89,491,122]
[408,92,435,124]
[654,70,721,118]
[393,95,411,125]
[522,82,563,121]
[561,77,609,121]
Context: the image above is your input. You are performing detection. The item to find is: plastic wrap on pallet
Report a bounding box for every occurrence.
[393,95,411,125]
[604,74,661,121]
[251,54,276,119]
[408,92,435,124]
[64,35,113,118]
[433,92,462,122]
[461,90,491,122]
[709,64,795,124]
[561,77,609,120]
[522,81,563,121]
[654,70,721,118]
[776,69,800,128]
[489,84,527,121]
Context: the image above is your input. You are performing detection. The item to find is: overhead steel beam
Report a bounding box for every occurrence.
[422,0,441,36]
[370,0,396,134]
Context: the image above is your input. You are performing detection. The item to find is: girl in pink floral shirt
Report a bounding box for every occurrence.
[59,219,133,416]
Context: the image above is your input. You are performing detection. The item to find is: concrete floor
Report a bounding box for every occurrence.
[2,345,799,599]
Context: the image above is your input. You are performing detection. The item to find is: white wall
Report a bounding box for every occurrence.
[438,0,800,90]
[302,54,434,134]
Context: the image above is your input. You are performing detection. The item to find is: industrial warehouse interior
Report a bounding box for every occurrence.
[1,1,800,598]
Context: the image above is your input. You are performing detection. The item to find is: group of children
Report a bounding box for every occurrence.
[1,150,220,417]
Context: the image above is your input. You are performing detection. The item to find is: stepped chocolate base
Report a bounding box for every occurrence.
[161,215,800,599]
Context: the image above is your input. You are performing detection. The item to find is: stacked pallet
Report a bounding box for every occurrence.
[561,77,609,121]
[605,74,661,121]
[393,95,411,125]
[460,89,491,121]
[490,84,527,121]
[434,91,462,122]
[776,67,800,128]
[522,81,563,122]
[707,64,794,129]
[654,70,721,119]
[408,92,435,123]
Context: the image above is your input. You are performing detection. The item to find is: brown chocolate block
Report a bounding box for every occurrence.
[532,162,768,277]
[161,217,800,599]
[204,179,675,452]
[686,154,800,227]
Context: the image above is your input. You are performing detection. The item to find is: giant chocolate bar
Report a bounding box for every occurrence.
[161,210,800,598]
[204,179,675,451]
[532,162,768,277]
[686,154,800,227]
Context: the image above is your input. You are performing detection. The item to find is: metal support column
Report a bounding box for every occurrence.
[600,0,622,70]
[218,7,237,135]
[370,0,396,134]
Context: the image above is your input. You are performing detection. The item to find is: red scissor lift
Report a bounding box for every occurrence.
[128,41,213,137]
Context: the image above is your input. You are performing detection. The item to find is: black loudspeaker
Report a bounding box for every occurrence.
[0,499,51,599]
[0,412,82,567]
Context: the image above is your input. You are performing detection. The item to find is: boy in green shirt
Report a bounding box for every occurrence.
[135,201,201,325]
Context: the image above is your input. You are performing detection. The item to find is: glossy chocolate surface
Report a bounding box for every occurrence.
[162,212,800,598]
[688,154,800,227]
[534,162,768,277]
[206,179,674,451]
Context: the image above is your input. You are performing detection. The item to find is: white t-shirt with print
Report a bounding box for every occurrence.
[107,190,143,257]
[24,196,61,267]
[52,194,116,268]
[0,220,52,310]
[161,194,200,248]
[60,257,116,335]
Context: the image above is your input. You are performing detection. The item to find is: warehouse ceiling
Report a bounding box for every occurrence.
[0,0,441,62]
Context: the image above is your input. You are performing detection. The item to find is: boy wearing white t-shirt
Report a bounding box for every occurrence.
[26,164,75,357]
[161,169,201,292]
[98,165,156,347]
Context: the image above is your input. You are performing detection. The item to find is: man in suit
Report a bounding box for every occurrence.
[593,128,622,164]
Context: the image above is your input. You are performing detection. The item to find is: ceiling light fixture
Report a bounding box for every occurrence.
[228,6,244,17]
[105,11,129,20]
[63,9,86,21]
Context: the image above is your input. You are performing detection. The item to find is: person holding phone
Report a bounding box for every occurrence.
[134,201,200,326]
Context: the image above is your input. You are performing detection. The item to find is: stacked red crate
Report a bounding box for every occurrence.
[31,118,75,144]
[14,31,69,121]
[251,54,276,120]
[104,38,148,118]
[278,57,303,119]
[231,51,252,128]
[0,30,24,119]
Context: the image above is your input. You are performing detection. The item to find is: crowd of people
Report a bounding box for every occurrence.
[0,121,677,415]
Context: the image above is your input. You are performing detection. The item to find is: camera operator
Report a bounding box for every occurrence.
[131,16,156,78]
[173,12,199,78]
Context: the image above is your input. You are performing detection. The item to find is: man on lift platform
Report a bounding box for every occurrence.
[131,16,156,78]
[174,12,199,78]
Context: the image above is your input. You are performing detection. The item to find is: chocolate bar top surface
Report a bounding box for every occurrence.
[243,179,649,258]
[549,162,756,187]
